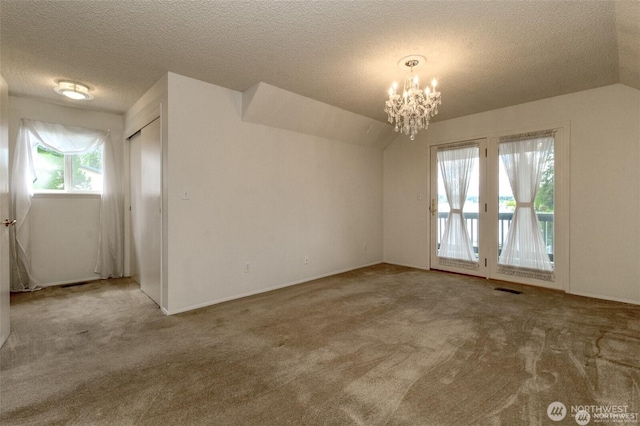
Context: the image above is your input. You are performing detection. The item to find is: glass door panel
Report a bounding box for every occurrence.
[491,132,558,286]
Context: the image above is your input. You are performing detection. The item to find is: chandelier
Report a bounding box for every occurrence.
[384,55,441,140]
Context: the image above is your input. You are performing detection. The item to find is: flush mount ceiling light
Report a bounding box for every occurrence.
[384,55,441,140]
[54,81,94,100]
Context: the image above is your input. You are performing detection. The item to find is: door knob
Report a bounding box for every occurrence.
[3,219,16,227]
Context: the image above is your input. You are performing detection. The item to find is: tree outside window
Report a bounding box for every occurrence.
[534,149,554,212]
[33,144,103,193]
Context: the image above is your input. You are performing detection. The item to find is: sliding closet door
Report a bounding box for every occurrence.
[130,118,162,305]
[430,139,487,277]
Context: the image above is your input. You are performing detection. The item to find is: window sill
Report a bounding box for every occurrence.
[33,192,102,199]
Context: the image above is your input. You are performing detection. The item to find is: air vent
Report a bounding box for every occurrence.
[494,287,522,295]
[60,282,88,288]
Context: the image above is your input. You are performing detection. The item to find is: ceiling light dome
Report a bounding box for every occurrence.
[54,81,93,100]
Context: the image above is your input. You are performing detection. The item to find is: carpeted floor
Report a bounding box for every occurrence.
[1,264,639,425]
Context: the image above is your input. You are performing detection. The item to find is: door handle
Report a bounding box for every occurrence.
[3,219,17,227]
[430,199,437,216]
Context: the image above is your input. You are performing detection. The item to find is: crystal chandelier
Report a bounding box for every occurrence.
[384,56,441,140]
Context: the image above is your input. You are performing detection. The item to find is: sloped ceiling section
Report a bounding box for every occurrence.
[615,1,640,89]
[242,82,396,150]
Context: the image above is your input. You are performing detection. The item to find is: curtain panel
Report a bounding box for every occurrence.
[10,119,123,291]
[437,146,478,262]
[497,134,554,272]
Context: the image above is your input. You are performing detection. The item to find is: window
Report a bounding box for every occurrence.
[33,144,103,193]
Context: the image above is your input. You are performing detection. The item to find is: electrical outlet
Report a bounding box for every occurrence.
[304,255,309,265]
[245,262,251,273]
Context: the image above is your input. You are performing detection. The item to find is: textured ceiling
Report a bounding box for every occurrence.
[1,1,638,123]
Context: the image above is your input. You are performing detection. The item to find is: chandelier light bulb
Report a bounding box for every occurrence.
[392,81,398,90]
[388,87,394,96]
[432,78,437,88]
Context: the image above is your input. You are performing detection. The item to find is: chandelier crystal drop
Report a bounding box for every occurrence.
[384,58,441,141]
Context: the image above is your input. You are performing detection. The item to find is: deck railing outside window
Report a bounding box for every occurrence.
[437,211,554,261]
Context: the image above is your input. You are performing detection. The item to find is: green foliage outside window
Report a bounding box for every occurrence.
[72,150,102,190]
[534,151,554,212]
[33,146,64,190]
[33,145,103,192]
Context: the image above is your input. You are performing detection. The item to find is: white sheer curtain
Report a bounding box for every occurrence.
[10,119,123,291]
[498,135,553,271]
[438,146,478,262]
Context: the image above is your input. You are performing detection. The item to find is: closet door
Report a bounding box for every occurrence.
[430,139,487,277]
[130,118,162,305]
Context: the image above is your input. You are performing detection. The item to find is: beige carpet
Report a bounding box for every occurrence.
[1,264,639,425]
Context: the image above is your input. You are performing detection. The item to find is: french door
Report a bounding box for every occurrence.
[430,129,564,290]
[429,139,487,277]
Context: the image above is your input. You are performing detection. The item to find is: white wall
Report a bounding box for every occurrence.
[383,84,640,304]
[383,140,429,269]
[8,96,124,286]
[163,73,383,313]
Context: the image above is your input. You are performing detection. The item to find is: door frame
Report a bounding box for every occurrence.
[125,113,165,309]
[487,124,569,291]
[0,74,10,348]
[429,138,488,278]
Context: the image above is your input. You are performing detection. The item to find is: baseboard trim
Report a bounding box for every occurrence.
[0,332,8,350]
[40,276,101,288]
[382,264,639,306]
[567,290,640,306]
[163,261,383,315]
[382,261,429,271]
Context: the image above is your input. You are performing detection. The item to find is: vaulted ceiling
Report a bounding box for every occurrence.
[1,1,638,123]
